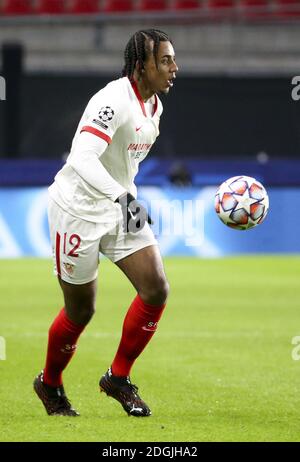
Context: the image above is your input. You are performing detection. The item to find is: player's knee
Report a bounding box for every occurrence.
[140,278,169,306]
[81,304,96,324]
[65,303,96,326]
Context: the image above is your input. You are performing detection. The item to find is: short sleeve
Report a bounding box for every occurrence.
[80,83,127,145]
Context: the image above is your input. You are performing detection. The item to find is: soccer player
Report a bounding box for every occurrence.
[33,29,178,417]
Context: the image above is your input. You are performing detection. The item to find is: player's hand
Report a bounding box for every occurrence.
[115,192,153,233]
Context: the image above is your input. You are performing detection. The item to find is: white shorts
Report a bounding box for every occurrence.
[48,198,158,284]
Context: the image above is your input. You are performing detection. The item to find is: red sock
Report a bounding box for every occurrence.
[111,295,166,377]
[43,308,85,387]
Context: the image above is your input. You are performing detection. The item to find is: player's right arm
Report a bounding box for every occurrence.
[68,131,126,202]
[68,133,152,232]
[67,87,152,231]
[67,86,128,201]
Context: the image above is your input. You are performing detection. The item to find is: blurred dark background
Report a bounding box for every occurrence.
[1,74,299,159]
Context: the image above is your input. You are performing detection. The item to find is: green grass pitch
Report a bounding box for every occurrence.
[0,256,300,442]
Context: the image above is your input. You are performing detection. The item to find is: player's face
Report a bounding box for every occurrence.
[143,41,178,96]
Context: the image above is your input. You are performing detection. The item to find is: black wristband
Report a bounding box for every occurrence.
[115,192,135,207]
[115,192,153,232]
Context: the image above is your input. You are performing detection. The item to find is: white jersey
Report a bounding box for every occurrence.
[49,77,163,223]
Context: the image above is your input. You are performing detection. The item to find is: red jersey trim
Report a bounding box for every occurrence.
[131,81,147,117]
[81,126,112,144]
[152,94,158,117]
[130,81,158,118]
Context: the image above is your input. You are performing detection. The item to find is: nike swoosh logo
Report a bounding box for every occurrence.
[136,126,143,132]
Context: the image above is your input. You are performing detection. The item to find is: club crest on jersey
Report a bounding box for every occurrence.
[99,106,114,123]
[63,262,75,275]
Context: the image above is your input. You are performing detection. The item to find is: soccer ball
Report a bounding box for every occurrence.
[214,175,269,230]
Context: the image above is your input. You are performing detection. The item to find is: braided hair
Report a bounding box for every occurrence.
[122,29,171,80]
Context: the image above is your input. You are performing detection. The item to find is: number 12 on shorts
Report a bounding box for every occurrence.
[62,232,81,257]
[56,232,81,277]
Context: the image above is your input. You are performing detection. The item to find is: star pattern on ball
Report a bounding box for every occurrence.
[218,204,236,224]
[215,176,269,230]
[232,188,259,214]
